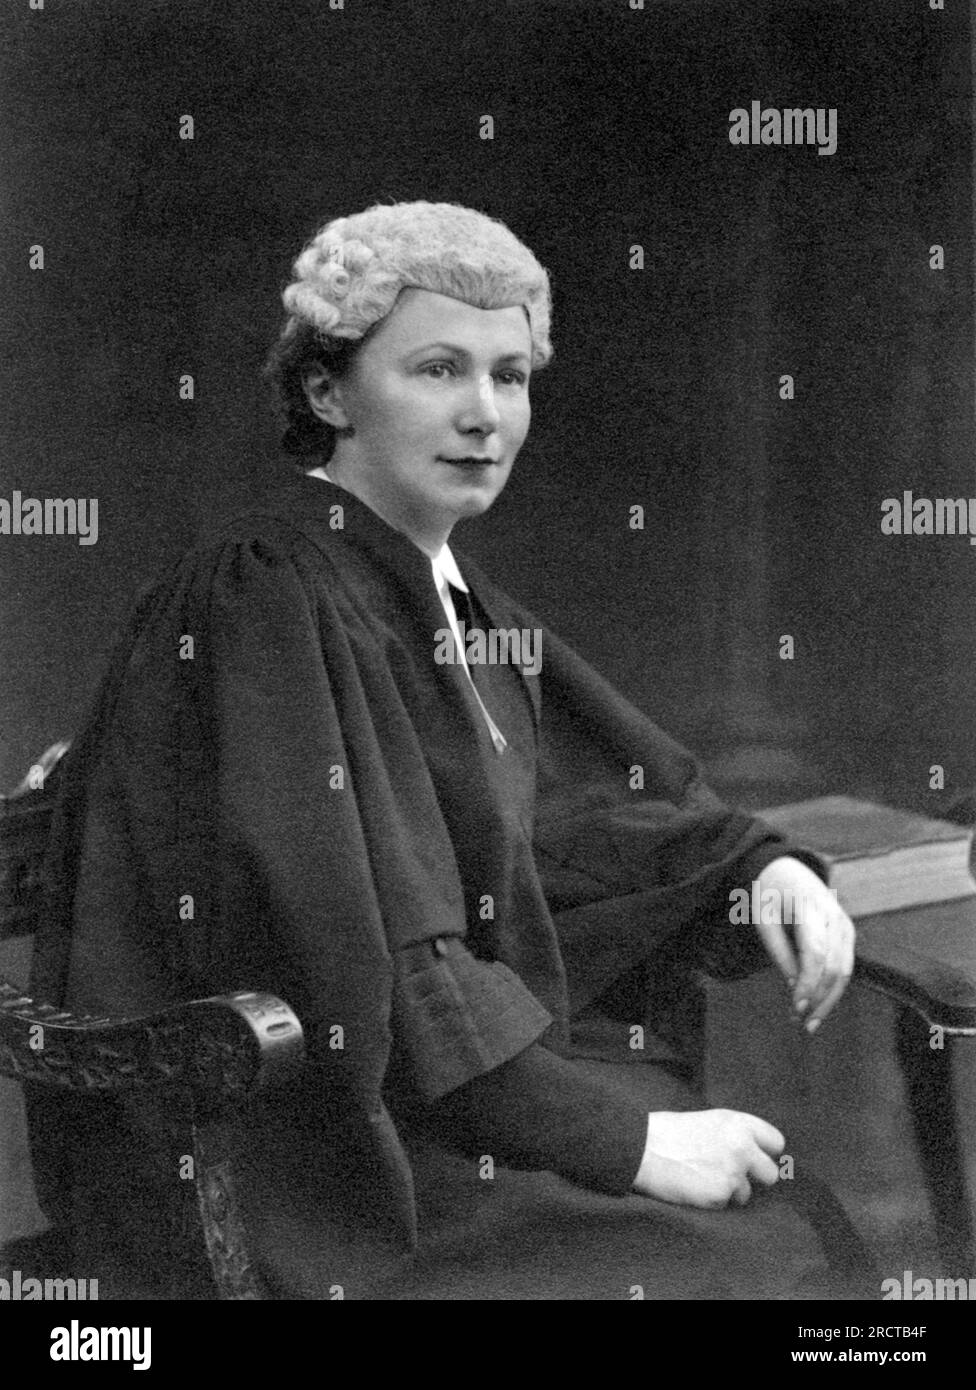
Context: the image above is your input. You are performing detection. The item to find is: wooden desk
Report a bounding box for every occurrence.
[702,896,976,1282]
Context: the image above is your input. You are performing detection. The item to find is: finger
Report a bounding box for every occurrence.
[799,957,833,1017]
[815,919,854,1013]
[740,1114,786,1156]
[731,1176,752,1206]
[804,962,853,1032]
[845,915,857,972]
[802,909,855,1023]
[754,921,800,987]
[830,910,857,982]
[746,1147,781,1188]
[792,922,828,1016]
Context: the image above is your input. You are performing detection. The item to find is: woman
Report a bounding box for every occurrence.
[31,200,862,1300]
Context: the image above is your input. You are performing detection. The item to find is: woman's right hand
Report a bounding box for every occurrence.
[632,1109,785,1209]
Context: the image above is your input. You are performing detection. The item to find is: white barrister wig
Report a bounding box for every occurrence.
[280,200,554,368]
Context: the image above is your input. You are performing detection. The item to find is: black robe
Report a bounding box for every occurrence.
[28,467,867,1300]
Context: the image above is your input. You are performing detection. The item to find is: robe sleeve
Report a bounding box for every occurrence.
[447,556,824,1004]
[408,1036,650,1197]
[387,937,648,1196]
[524,614,826,1002]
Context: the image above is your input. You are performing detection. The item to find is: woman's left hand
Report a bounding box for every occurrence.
[751,855,856,1033]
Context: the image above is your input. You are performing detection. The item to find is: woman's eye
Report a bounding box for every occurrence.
[420,362,526,385]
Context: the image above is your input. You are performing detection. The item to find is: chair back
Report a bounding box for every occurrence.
[0,739,298,1298]
[0,741,70,943]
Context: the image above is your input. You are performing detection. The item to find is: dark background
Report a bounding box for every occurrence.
[1,0,973,816]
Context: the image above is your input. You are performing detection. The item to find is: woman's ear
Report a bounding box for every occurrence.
[302,364,352,431]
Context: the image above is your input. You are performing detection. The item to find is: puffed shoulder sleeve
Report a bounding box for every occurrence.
[188,532,554,1079]
[43,532,400,1097]
[40,527,561,1105]
[186,533,399,1078]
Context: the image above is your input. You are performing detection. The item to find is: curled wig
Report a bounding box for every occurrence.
[264,200,554,457]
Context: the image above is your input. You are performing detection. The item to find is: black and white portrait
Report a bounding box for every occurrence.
[1,0,974,1344]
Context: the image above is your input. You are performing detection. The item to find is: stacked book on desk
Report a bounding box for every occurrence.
[757,794,976,919]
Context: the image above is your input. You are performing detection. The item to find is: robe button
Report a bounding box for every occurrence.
[432,937,450,958]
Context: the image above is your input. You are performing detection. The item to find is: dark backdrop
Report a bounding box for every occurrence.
[1,0,973,814]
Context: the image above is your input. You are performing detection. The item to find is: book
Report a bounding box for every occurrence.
[756,795,976,919]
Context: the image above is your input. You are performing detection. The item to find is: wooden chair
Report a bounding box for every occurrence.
[0,742,304,1299]
[3,741,976,1296]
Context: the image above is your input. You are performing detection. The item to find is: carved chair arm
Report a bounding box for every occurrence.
[0,982,305,1106]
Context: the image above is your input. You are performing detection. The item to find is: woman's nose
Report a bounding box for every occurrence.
[458,375,501,432]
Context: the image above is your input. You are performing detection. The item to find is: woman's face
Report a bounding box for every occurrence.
[310,287,533,550]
